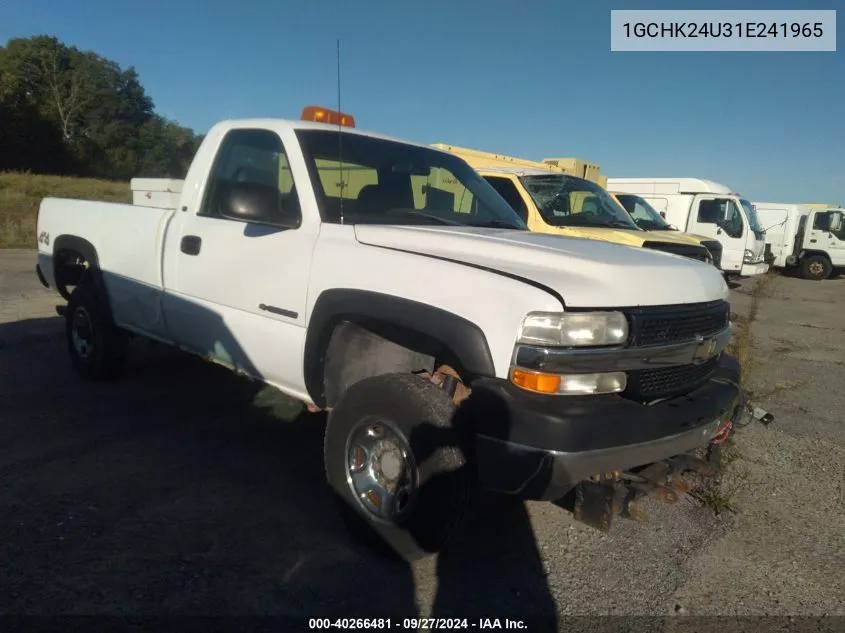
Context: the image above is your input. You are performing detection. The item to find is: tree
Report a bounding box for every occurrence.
[0,35,201,179]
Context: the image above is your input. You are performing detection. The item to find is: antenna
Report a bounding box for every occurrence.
[337,38,344,225]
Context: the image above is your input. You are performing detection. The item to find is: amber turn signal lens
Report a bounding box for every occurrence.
[510,369,561,394]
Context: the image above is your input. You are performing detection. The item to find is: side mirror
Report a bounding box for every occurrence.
[830,212,843,233]
[219,181,300,229]
[659,211,666,218]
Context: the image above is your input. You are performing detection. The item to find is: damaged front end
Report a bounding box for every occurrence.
[567,399,768,532]
[568,450,723,531]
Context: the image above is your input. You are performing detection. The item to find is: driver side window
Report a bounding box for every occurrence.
[697,198,743,238]
[623,199,652,222]
[814,211,845,240]
[200,129,301,224]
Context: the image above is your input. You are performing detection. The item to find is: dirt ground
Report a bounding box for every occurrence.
[1,249,843,628]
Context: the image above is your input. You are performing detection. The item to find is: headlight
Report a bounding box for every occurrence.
[518,311,628,347]
[743,249,754,263]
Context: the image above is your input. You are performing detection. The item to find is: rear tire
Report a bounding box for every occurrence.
[800,255,831,280]
[323,373,477,561]
[65,282,128,381]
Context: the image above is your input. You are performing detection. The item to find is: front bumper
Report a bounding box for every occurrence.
[467,353,743,501]
[740,261,769,277]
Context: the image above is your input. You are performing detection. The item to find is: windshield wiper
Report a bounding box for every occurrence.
[471,219,522,229]
[593,220,638,229]
[381,209,461,226]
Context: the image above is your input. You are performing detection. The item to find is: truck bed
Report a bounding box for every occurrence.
[37,197,176,333]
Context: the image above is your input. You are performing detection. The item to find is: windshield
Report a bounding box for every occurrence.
[295,130,527,229]
[740,198,764,235]
[614,193,673,230]
[519,175,639,230]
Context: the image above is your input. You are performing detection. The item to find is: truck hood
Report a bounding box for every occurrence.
[546,225,707,248]
[353,225,729,308]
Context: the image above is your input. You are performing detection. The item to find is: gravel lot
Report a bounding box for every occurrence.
[1,248,843,627]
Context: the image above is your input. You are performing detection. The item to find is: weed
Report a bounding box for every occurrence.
[692,273,775,516]
[689,475,741,516]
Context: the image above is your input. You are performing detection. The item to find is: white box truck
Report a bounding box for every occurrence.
[606,178,768,277]
[753,202,845,280]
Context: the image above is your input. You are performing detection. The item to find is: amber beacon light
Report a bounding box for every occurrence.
[300,105,356,128]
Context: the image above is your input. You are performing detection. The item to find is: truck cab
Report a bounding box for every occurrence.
[606,178,768,277]
[754,202,845,280]
[432,145,715,265]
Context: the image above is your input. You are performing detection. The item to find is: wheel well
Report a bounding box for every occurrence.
[52,236,105,303]
[303,289,496,409]
[321,319,473,409]
[801,250,832,263]
[53,248,93,300]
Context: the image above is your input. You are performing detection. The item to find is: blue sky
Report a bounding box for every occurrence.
[2,0,843,203]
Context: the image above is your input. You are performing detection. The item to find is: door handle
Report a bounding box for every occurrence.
[809,238,817,243]
[180,235,202,255]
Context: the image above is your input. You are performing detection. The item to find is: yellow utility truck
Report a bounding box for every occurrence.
[433,144,717,266]
[541,158,724,270]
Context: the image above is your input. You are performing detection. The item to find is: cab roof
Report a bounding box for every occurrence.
[474,166,565,177]
[606,177,734,195]
[207,118,448,155]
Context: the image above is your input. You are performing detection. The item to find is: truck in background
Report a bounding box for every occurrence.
[607,191,724,271]
[541,156,608,189]
[34,105,743,561]
[606,178,768,278]
[432,144,716,265]
[753,202,845,280]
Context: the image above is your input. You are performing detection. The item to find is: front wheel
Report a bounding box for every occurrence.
[323,373,477,561]
[800,255,832,281]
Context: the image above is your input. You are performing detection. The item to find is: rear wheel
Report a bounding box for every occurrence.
[323,373,477,561]
[800,255,831,281]
[65,282,128,380]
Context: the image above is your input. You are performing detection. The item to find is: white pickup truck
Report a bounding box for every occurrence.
[34,106,744,561]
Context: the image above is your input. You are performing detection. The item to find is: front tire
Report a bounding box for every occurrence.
[323,373,477,561]
[65,283,128,381]
[800,255,832,280]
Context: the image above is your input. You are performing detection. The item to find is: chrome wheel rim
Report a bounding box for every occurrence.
[71,307,93,359]
[345,420,417,523]
[809,262,823,275]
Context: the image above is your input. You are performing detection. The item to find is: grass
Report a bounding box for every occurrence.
[688,439,746,516]
[0,171,130,248]
[691,271,776,516]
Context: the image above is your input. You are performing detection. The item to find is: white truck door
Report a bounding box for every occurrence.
[162,127,318,395]
[757,207,789,267]
[808,210,845,267]
[687,196,746,274]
